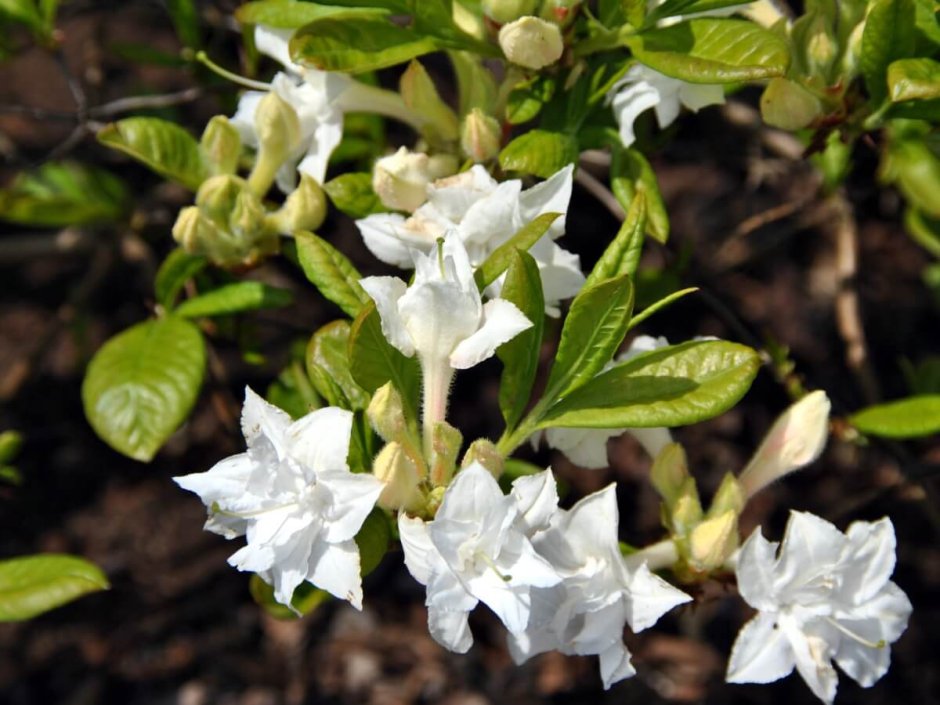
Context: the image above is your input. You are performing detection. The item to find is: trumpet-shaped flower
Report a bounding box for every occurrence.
[398,463,562,652]
[727,512,912,704]
[508,483,692,688]
[356,164,583,314]
[174,388,383,609]
[607,64,725,148]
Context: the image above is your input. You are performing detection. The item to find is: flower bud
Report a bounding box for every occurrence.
[461,438,504,478]
[248,91,301,196]
[842,20,866,75]
[805,15,837,76]
[669,479,703,535]
[269,173,327,234]
[539,0,581,27]
[482,0,538,24]
[707,472,745,519]
[461,108,502,162]
[372,147,436,212]
[400,60,459,145]
[200,115,241,176]
[196,174,244,223]
[429,421,463,487]
[230,188,270,242]
[367,382,407,443]
[172,205,219,255]
[688,509,738,573]
[498,16,564,70]
[372,442,424,512]
[738,390,831,498]
[650,442,690,506]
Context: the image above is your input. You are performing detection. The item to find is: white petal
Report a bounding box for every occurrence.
[230,91,264,148]
[849,581,912,643]
[510,469,559,535]
[838,517,896,604]
[269,526,317,606]
[726,612,795,684]
[428,607,474,653]
[776,511,846,593]
[735,527,782,611]
[449,298,532,369]
[457,180,522,247]
[356,213,415,268]
[470,572,531,634]
[229,540,275,574]
[307,539,364,608]
[561,484,621,556]
[545,426,615,469]
[286,406,353,472]
[625,426,672,459]
[832,617,891,687]
[598,641,637,689]
[625,562,692,631]
[437,463,506,524]
[528,239,585,308]
[677,81,725,112]
[781,617,839,705]
[400,280,482,362]
[609,76,662,148]
[297,111,344,184]
[507,623,559,664]
[317,469,383,543]
[254,26,300,72]
[173,452,252,507]
[241,386,292,455]
[359,276,414,356]
[398,513,436,585]
[518,164,574,240]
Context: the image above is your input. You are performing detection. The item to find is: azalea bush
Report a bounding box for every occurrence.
[1,0,938,702]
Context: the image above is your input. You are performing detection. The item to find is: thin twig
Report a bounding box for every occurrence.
[88,87,203,118]
[574,166,625,221]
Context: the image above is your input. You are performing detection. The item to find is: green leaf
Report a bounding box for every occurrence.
[0,0,43,31]
[82,317,205,462]
[474,212,561,290]
[627,287,699,330]
[585,194,646,287]
[625,18,789,83]
[355,508,390,577]
[860,0,916,103]
[290,17,440,73]
[306,320,370,410]
[0,162,128,227]
[883,135,940,218]
[505,75,556,125]
[249,574,330,619]
[543,274,635,402]
[236,0,389,28]
[538,340,760,428]
[851,395,940,438]
[175,281,293,318]
[448,50,497,115]
[348,302,420,422]
[645,0,755,27]
[98,117,209,191]
[0,554,109,621]
[154,248,207,310]
[294,230,370,318]
[0,430,21,465]
[166,0,200,48]
[888,58,940,103]
[400,59,459,145]
[904,208,940,258]
[497,251,545,430]
[499,130,578,179]
[610,147,669,242]
[323,172,386,218]
[266,361,320,419]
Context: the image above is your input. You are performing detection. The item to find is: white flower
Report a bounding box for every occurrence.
[536,336,673,468]
[174,388,383,609]
[398,463,562,652]
[728,511,912,704]
[607,64,725,148]
[356,164,584,315]
[372,147,456,213]
[509,483,692,688]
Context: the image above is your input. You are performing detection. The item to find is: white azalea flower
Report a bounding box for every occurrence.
[509,483,692,689]
[174,388,383,609]
[537,336,673,468]
[728,512,912,704]
[398,463,562,652]
[607,64,725,148]
[356,164,584,315]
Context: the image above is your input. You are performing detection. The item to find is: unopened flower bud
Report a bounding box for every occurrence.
[429,421,463,487]
[738,390,831,498]
[670,478,703,534]
[173,205,219,254]
[372,147,437,212]
[200,115,241,176]
[196,174,244,222]
[461,438,504,478]
[372,442,424,511]
[805,14,836,75]
[688,509,738,573]
[461,108,502,162]
[843,21,866,75]
[539,0,581,27]
[482,0,538,24]
[367,382,407,442]
[249,91,301,196]
[230,188,270,242]
[498,16,564,70]
[270,173,327,234]
[650,442,691,506]
[707,472,744,519]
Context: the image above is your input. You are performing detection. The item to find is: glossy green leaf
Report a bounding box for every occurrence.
[538,340,761,428]
[98,117,208,191]
[497,251,545,430]
[348,302,420,422]
[888,58,940,102]
[355,508,391,576]
[323,172,386,219]
[625,19,789,83]
[294,230,370,318]
[851,395,940,438]
[585,194,646,287]
[154,249,207,310]
[645,0,754,27]
[290,17,439,73]
[883,136,940,218]
[306,320,370,411]
[166,0,200,48]
[82,317,205,462]
[860,0,916,103]
[175,281,293,319]
[543,274,635,402]
[0,162,128,227]
[236,0,388,27]
[610,147,669,242]
[266,361,320,420]
[505,75,556,125]
[499,130,578,179]
[474,212,561,290]
[0,554,109,621]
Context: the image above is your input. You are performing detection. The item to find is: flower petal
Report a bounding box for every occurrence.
[609,72,662,148]
[398,513,436,585]
[518,163,574,240]
[726,612,796,684]
[449,298,532,369]
[598,641,637,689]
[838,517,896,604]
[356,213,415,268]
[625,562,692,632]
[359,275,414,356]
[317,469,383,543]
[510,469,559,535]
[544,427,615,469]
[832,617,892,687]
[286,407,353,473]
[735,526,782,611]
[428,606,474,653]
[307,538,364,608]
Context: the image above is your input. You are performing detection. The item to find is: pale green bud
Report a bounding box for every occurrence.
[195,174,244,223]
[429,421,463,487]
[760,77,823,131]
[367,382,407,443]
[372,442,424,512]
[707,472,745,519]
[843,20,866,76]
[200,115,241,176]
[269,173,327,234]
[230,188,270,242]
[248,92,301,196]
[461,438,504,479]
[669,478,703,535]
[650,442,691,507]
[805,14,837,76]
[172,205,219,255]
[498,16,564,70]
[482,0,539,24]
[453,0,486,40]
[400,60,459,145]
[539,0,580,27]
[688,509,738,573]
[461,108,502,162]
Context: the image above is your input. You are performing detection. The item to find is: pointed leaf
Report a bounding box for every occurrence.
[888,58,940,103]
[585,194,646,287]
[0,554,108,621]
[356,507,391,576]
[323,172,385,219]
[175,281,293,318]
[499,130,579,179]
[306,320,370,410]
[474,212,561,290]
[851,395,940,439]
[294,230,370,318]
[610,147,669,242]
[861,0,916,103]
[154,248,207,310]
[236,0,389,27]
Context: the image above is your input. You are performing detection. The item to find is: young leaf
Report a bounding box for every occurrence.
[82,317,206,462]
[306,320,370,411]
[851,395,940,439]
[266,361,320,419]
[624,19,789,83]
[348,302,420,422]
[154,249,207,310]
[0,162,128,227]
[888,58,940,103]
[166,0,200,48]
[175,281,293,319]
[236,0,389,28]
[585,194,646,287]
[294,231,370,318]
[644,0,752,27]
[497,250,546,430]
[473,212,561,290]
[355,508,391,576]
[98,117,209,191]
[538,339,760,428]
[860,0,916,103]
[499,130,578,179]
[543,274,635,402]
[290,17,440,73]
[610,147,669,242]
[323,172,386,218]
[0,554,109,622]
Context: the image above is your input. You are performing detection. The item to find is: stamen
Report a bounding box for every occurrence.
[195,51,272,91]
[214,500,300,519]
[824,617,886,649]
[436,238,446,277]
[477,551,512,582]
